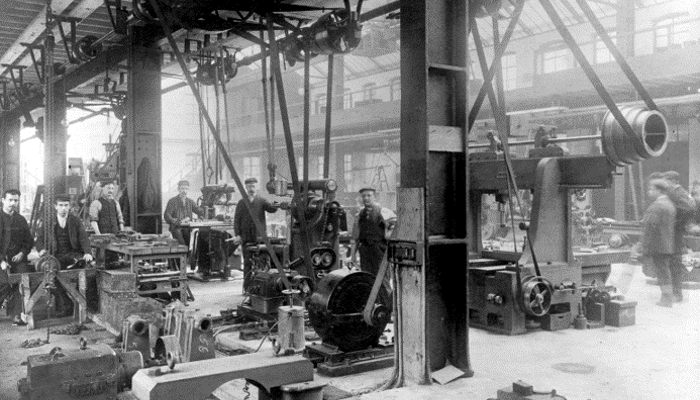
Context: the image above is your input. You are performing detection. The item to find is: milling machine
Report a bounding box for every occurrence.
[466,108,667,334]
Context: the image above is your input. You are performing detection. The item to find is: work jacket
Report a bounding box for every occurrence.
[36,214,91,255]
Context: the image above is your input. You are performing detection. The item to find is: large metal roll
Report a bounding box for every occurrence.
[600,106,667,166]
[308,269,391,353]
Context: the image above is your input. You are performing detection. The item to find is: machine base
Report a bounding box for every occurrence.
[304,343,394,377]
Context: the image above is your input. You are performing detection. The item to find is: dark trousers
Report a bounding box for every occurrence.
[242,245,254,293]
[669,254,685,296]
[651,254,673,286]
[170,226,191,246]
[0,261,34,317]
[359,241,388,277]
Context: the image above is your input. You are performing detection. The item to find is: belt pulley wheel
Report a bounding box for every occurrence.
[521,275,553,317]
[308,269,391,352]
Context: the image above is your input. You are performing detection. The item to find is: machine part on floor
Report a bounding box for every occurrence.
[496,380,568,400]
[273,297,306,356]
[604,299,637,327]
[307,269,392,353]
[97,286,164,337]
[122,315,152,362]
[130,353,314,400]
[154,301,215,363]
[280,381,327,400]
[17,343,144,400]
[304,342,394,377]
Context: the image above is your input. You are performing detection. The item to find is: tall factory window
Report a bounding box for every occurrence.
[594,32,616,64]
[389,78,401,101]
[362,83,377,101]
[501,53,516,91]
[654,14,691,51]
[317,156,324,178]
[344,154,353,191]
[536,43,575,74]
[316,94,326,114]
[297,156,304,176]
[243,157,260,183]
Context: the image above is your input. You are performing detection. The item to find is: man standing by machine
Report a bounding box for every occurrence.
[36,194,93,269]
[0,189,34,326]
[164,180,204,246]
[232,178,280,292]
[350,187,393,277]
[89,181,125,235]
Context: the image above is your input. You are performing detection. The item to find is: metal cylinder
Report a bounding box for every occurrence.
[275,305,306,354]
[600,106,667,166]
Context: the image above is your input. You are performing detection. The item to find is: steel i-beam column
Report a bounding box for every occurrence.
[394,0,472,385]
[0,118,20,192]
[125,26,162,233]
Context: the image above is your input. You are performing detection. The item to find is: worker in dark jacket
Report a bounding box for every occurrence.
[89,182,124,234]
[233,178,280,291]
[0,189,34,326]
[350,187,392,277]
[662,171,696,303]
[164,180,204,246]
[36,194,93,269]
[641,179,677,307]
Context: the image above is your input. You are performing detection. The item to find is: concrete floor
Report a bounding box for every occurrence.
[1,263,698,400]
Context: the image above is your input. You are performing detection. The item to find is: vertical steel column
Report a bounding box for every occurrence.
[43,2,67,253]
[395,0,472,386]
[125,26,162,233]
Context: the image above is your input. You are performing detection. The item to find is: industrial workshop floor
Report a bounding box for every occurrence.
[0,264,698,400]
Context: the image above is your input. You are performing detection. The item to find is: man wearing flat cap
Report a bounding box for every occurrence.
[164,180,204,247]
[350,187,395,277]
[233,177,280,291]
[37,194,93,269]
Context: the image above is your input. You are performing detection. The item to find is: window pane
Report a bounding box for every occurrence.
[501,53,516,90]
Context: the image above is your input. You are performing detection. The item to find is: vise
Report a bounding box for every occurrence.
[18,343,143,400]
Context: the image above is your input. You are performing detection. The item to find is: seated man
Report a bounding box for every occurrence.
[0,189,34,326]
[36,194,94,269]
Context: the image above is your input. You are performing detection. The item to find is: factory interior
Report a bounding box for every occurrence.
[0,0,699,399]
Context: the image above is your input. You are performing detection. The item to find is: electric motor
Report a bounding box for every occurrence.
[308,269,392,353]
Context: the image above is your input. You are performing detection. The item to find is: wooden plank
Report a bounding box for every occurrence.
[0,0,74,75]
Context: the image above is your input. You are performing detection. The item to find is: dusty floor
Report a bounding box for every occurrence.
[1,263,698,400]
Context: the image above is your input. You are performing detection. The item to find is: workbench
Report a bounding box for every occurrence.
[105,243,190,302]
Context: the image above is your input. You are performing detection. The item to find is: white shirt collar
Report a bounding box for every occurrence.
[57,215,68,227]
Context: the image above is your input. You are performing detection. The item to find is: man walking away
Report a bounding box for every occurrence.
[641,179,676,307]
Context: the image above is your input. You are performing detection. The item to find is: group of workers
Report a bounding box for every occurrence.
[163,178,393,293]
[641,171,697,307]
[0,175,393,326]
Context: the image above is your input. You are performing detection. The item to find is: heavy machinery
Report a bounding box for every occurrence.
[466,106,667,334]
[18,341,144,400]
[238,178,347,319]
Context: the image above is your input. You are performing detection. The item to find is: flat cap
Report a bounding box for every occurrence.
[177,180,190,187]
[55,194,71,202]
[359,187,376,194]
[244,177,258,184]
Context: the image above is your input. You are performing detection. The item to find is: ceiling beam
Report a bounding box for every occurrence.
[0,0,74,77]
[1,0,107,80]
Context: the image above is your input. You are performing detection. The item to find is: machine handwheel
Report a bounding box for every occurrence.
[521,276,553,317]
